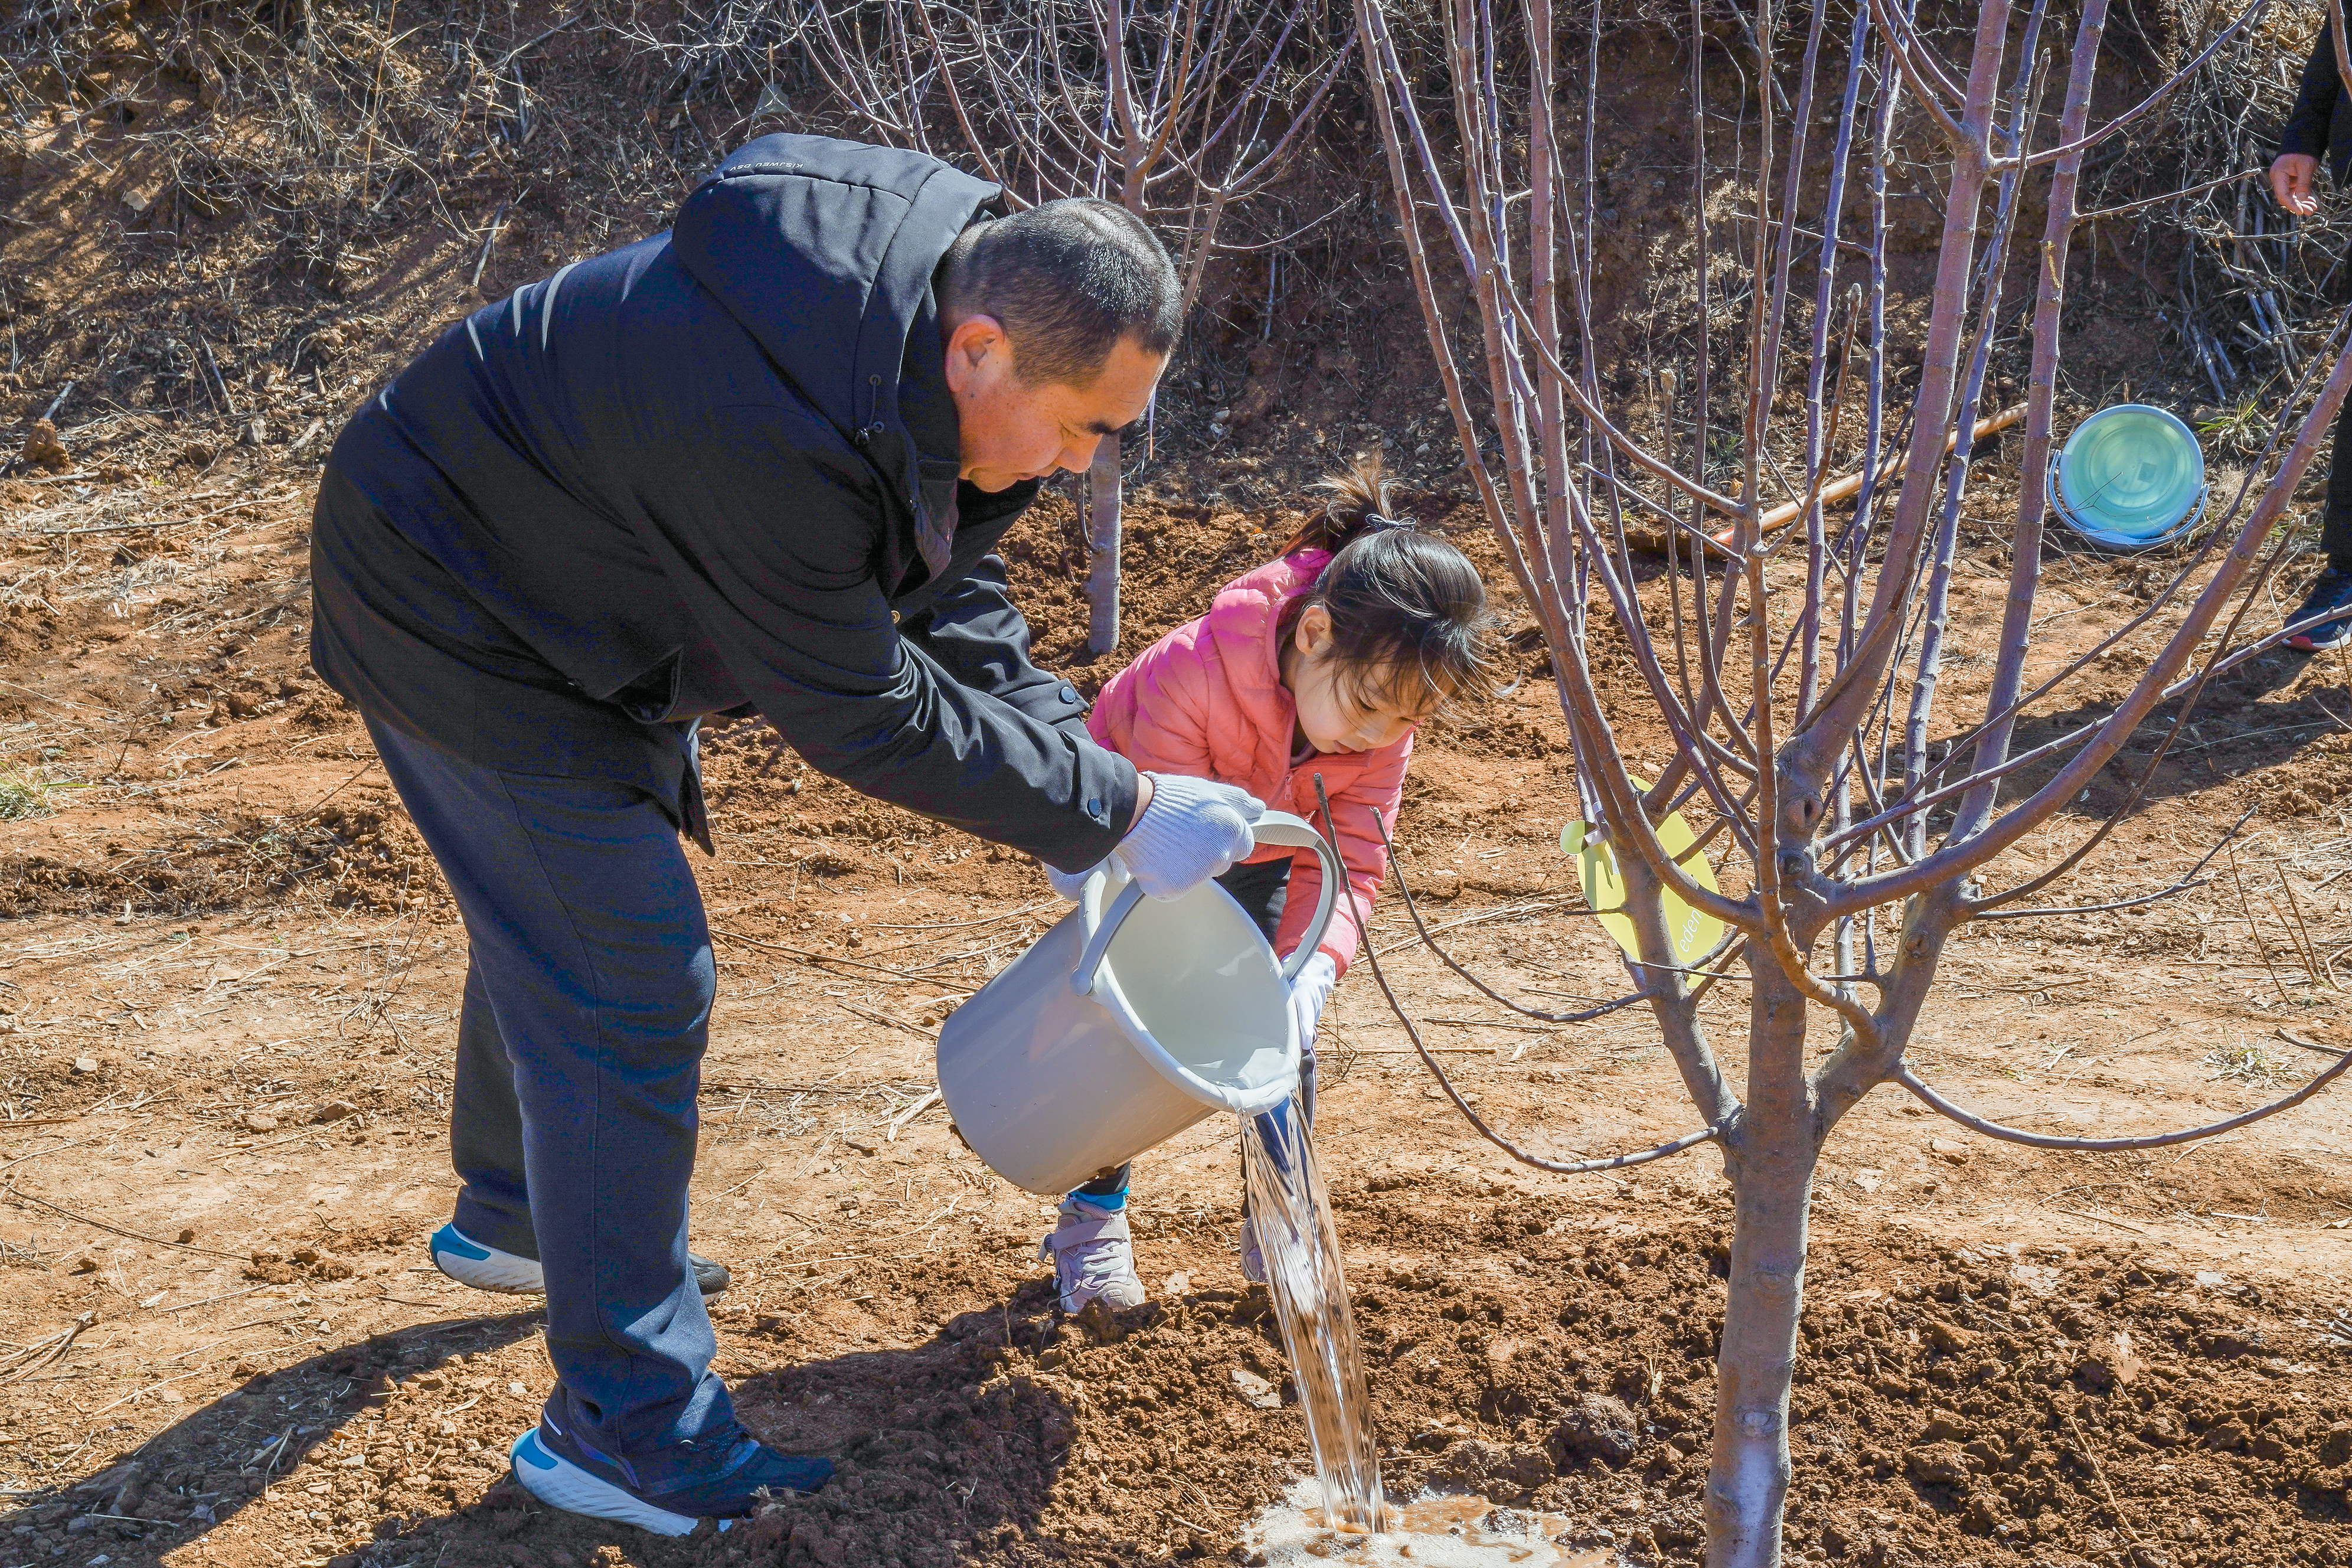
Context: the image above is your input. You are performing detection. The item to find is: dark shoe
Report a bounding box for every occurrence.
[509,1416,831,1536]
[429,1223,730,1296]
[2289,567,2352,651]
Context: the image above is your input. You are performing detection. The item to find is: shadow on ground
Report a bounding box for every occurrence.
[0,1282,1085,1568]
[0,1308,546,1566]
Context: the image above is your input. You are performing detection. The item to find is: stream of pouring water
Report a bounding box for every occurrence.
[1235,1110,1606,1565]
[1240,1092,1386,1534]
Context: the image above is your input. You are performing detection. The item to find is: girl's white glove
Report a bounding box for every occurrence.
[1287,951,1338,1051]
[1044,860,1099,901]
[1109,773,1265,901]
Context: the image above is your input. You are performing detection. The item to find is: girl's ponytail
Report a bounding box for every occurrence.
[1280,458,1414,556]
[1278,456,1500,714]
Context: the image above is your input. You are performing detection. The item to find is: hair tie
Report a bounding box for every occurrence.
[1357,511,1415,534]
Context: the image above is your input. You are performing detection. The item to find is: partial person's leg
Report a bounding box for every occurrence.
[1048,1153,1140,1311]
[366,718,727,1467]
[2327,380,2352,572]
[1218,854,1313,1119]
[448,962,537,1256]
[435,963,735,1298]
[1053,1158,1140,1312]
[2292,390,2352,648]
[1216,856,1291,945]
[1219,857,1314,1283]
[1070,1164,1131,1204]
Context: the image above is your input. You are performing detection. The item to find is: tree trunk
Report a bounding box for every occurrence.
[1085,430,1123,655]
[1705,961,1818,1568]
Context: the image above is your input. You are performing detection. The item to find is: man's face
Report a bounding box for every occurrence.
[943,315,1167,491]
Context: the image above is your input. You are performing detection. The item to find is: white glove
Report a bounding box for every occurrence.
[1108,773,1265,901]
[1043,860,1100,901]
[1286,951,1338,1051]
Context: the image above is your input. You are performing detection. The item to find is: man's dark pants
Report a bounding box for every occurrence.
[367,717,733,1469]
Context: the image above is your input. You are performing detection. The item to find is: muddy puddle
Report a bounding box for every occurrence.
[1245,1478,1609,1566]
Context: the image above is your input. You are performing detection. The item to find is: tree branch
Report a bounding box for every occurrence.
[1892,1053,2352,1152]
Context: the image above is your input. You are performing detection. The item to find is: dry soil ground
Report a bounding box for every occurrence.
[6,430,2352,1568]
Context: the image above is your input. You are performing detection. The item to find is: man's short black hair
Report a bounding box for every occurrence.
[939,198,1182,388]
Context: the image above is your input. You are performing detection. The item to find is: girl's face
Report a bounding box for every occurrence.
[1283,604,1432,755]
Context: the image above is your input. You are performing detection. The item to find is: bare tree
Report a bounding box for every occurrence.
[1344,0,2352,1562]
[796,0,1354,652]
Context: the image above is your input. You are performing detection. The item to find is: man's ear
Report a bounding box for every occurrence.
[943,315,1010,395]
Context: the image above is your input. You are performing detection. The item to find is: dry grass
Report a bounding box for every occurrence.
[0,765,66,821]
[2204,1037,2295,1083]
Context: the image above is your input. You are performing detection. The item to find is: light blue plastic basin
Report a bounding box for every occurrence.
[2053,403,2206,551]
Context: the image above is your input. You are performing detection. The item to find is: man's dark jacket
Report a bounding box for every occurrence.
[2282,23,2352,182]
[311,134,1136,870]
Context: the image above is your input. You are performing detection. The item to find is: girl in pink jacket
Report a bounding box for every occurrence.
[1041,459,1498,1310]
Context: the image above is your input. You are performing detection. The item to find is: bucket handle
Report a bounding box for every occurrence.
[1246,812,1345,984]
[1070,810,1346,997]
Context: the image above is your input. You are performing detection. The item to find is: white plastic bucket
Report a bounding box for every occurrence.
[2051,403,2208,552]
[935,812,1342,1195]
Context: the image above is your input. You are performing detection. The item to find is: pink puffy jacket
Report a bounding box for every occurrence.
[1087,550,1405,975]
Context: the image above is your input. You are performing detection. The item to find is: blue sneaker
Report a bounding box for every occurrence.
[429,1222,732,1296]
[2289,567,2352,651]
[509,1416,832,1536]
[427,1224,545,1293]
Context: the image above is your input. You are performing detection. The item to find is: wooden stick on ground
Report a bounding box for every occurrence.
[1619,404,2030,554]
[2064,1407,2150,1549]
[886,1088,943,1141]
[1756,402,2028,530]
[1,1184,249,1259]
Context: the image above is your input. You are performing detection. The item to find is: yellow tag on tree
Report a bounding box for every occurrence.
[1560,778,1725,968]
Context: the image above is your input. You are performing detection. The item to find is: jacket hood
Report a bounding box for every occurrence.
[669,133,1002,576]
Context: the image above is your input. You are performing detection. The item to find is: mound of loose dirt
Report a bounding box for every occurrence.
[711,1207,2352,1568]
[38,1195,2344,1568]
